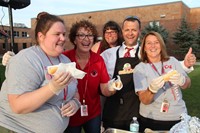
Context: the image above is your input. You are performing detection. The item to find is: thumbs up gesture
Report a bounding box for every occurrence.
[184,47,196,68]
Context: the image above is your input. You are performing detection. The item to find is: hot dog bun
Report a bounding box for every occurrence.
[115,81,122,88]
[47,66,58,75]
[162,70,178,81]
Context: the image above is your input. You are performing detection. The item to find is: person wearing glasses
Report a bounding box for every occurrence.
[91,20,123,129]
[133,31,191,131]
[63,20,117,133]
[91,20,123,54]
[101,16,196,131]
[0,12,79,133]
[1,16,196,132]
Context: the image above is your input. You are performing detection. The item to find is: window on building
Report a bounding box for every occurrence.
[13,31,19,37]
[149,21,160,27]
[22,32,28,37]
[14,31,19,37]
[23,43,27,49]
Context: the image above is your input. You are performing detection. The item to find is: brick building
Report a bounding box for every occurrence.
[1,1,200,56]
[0,24,32,54]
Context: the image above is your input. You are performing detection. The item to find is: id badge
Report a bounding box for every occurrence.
[81,104,88,116]
[160,99,170,113]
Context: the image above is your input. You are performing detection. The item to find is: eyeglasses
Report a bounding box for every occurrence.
[105,30,117,36]
[76,34,94,40]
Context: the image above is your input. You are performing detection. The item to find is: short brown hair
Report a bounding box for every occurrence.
[122,16,141,29]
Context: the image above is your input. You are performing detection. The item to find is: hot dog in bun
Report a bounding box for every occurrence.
[47,66,58,75]
[162,70,178,81]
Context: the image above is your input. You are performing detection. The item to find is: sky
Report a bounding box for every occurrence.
[0,0,200,28]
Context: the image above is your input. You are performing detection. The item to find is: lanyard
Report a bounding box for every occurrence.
[149,62,164,76]
[63,87,68,100]
[45,53,67,100]
[149,61,166,91]
[82,61,90,105]
[83,78,88,105]
[149,62,176,100]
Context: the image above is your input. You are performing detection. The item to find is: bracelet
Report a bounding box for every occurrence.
[72,98,81,108]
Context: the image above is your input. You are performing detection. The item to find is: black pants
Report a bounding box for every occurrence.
[139,115,180,132]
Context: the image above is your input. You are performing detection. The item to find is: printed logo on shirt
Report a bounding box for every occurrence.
[90,70,98,77]
[118,63,134,75]
[164,65,172,70]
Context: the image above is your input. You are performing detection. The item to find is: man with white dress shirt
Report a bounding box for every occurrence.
[101,16,196,131]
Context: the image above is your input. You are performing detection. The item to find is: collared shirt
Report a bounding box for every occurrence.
[122,43,139,58]
[63,49,110,126]
[101,42,140,79]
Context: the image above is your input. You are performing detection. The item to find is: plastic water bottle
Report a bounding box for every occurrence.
[130,117,139,132]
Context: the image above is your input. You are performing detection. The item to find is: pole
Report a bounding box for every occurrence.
[7,3,14,52]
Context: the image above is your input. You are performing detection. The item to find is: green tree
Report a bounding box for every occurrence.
[172,17,195,55]
[193,26,200,58]
[194,27,200,46]
[140,21,169,44]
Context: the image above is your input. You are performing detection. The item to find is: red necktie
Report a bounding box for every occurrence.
[124,47,134,57]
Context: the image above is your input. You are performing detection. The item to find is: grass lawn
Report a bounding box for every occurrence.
[183,65,200,118]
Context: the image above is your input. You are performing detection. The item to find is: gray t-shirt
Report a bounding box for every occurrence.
[0,46,78,133]
[134,57,188,121]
